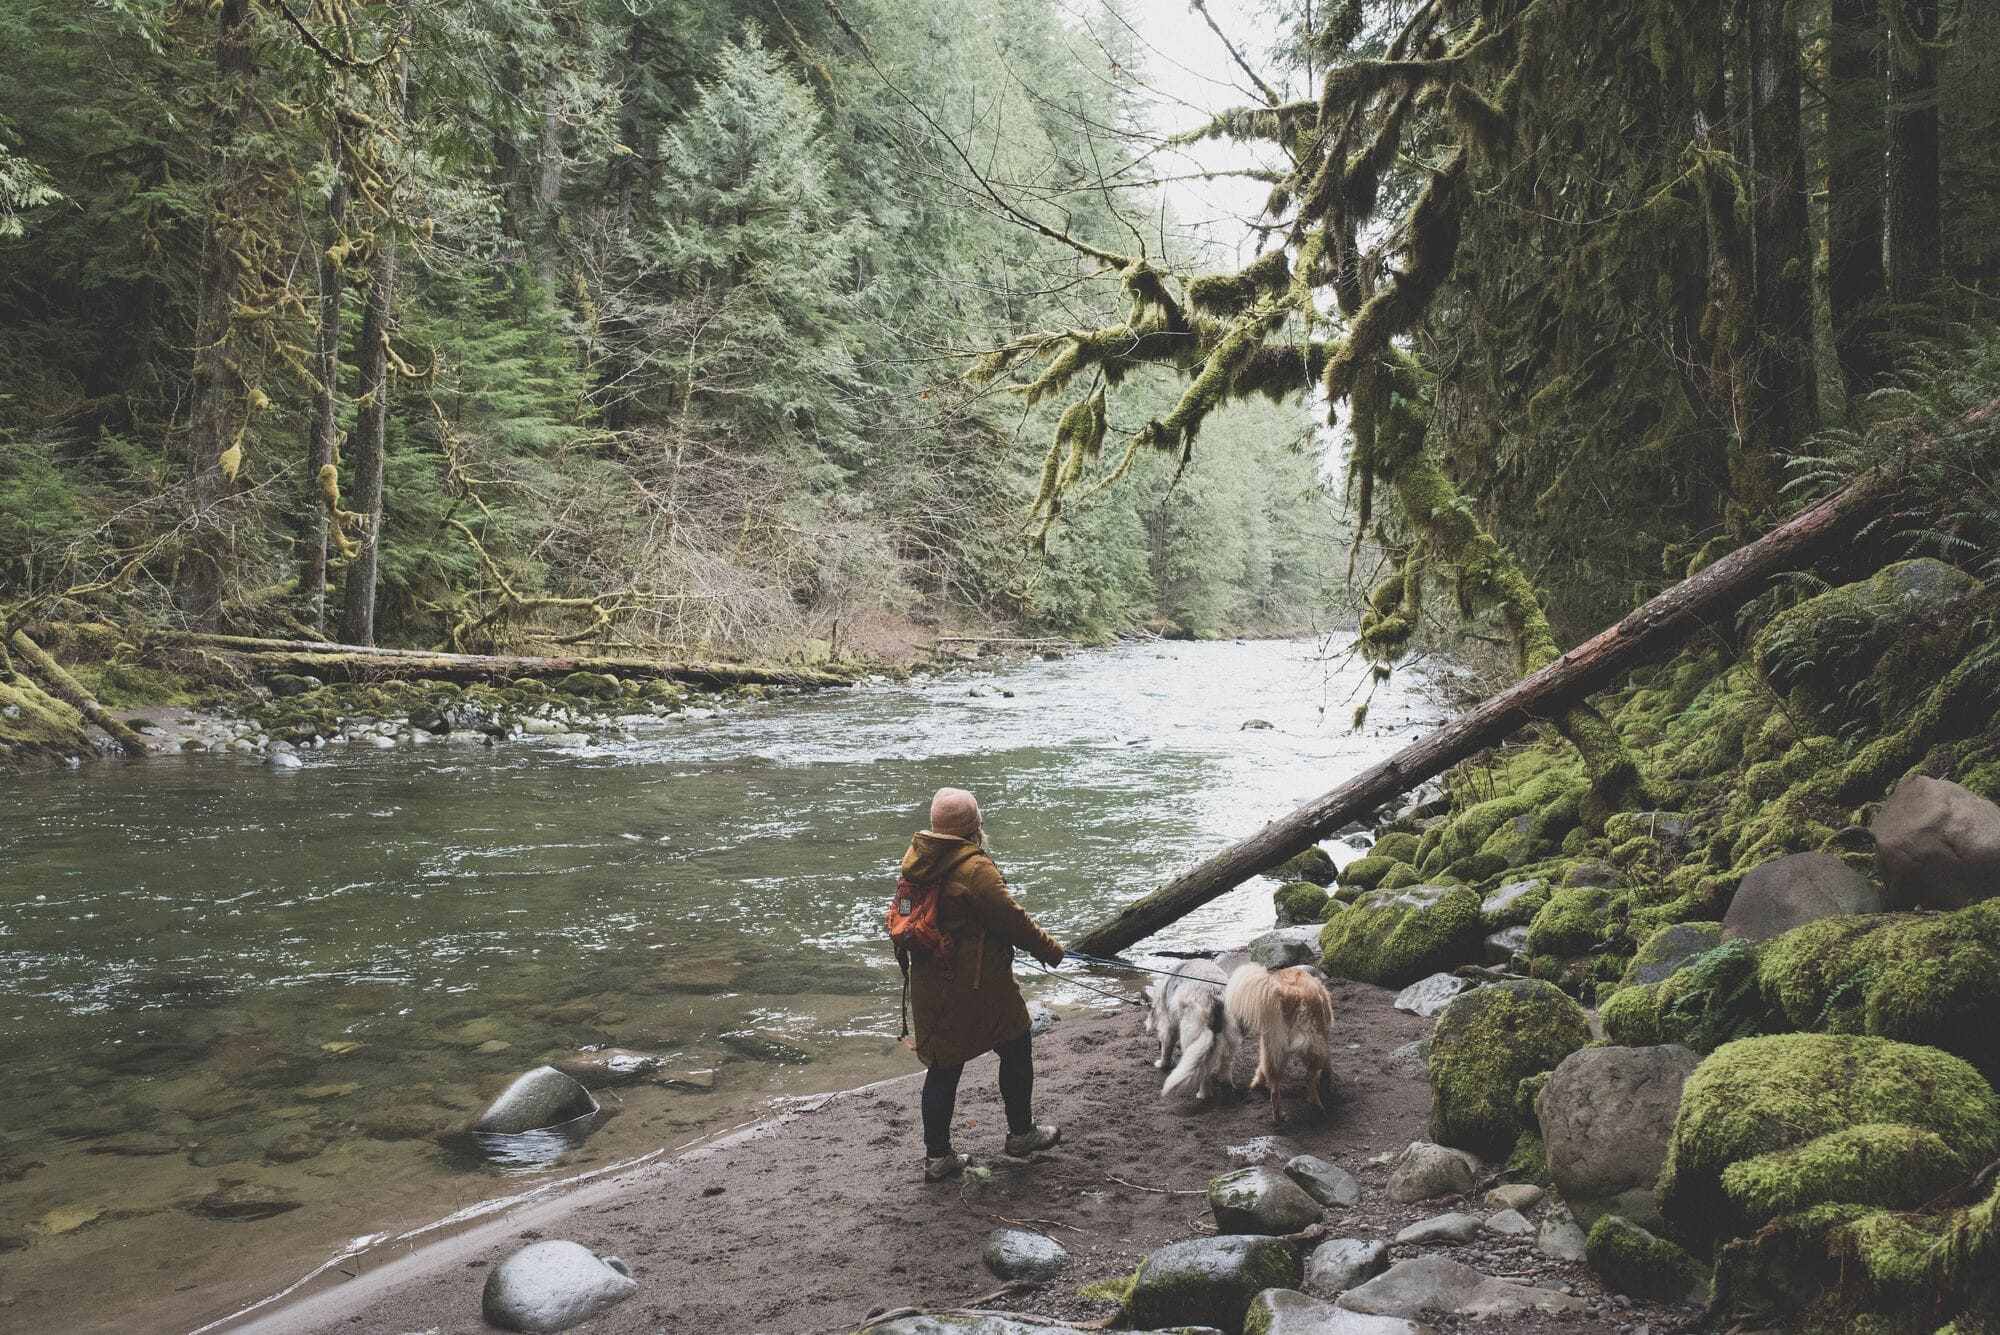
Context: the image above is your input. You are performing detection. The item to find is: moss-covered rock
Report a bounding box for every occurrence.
[1620,921,1724,988]
[1585,1214,1709,1303]
[1274,845,1336,886]
[1525,886,1616,957]
[1428,979,1592,1159]
[1376,862,1423,890]
[1658,1033,2000,1249]
[1599,940,1776,1053]
[557,671,621,699]
[1371,831,1420,865]
[1719,1122,1973,1221]
[1319,884,1483,987]
[1753,559,1986,736]
[1124,1234,1300,1333]
[1272,880,1330,927]
[1480,876,1550,929]
[1335,854,1397,893]
[0,674,88,772]
[1755,900,2000,1079]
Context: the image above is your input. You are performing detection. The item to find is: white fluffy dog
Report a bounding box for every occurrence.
[1144,959,1240,1101]
[1223,962,1335,1123]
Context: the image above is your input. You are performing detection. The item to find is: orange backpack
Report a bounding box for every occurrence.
[886,874,952,964]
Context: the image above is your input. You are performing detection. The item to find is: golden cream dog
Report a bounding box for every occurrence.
[1224,962,1335,1122]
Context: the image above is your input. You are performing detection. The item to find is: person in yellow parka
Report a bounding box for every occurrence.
[898,786,1065,1182]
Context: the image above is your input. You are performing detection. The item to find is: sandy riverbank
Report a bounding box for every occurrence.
[211,975,1690,1335]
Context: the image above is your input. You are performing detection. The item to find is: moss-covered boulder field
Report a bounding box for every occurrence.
[1303,555,2000,1331]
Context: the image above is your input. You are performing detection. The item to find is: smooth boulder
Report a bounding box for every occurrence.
[1126,1234,1302,1334]
[1244,1288,1435,1334]
[1392,973,1469,1019]
[1872,776,2000,911]
[1536,1043,1700,1229]
[474,1065,598,1134]
[982,1228,1068,1282]
[1385,1142,1479,1204]
[481,1240,637,1333]
[1304,1238,1390,1296]
[1249,927,1326,971]
[1284,1155,1360,1208]
[1335,1255,1583,1319]
[1209,1166,1323,1235]
[1721,851,1882,942]
[1393,1212,1481,1245]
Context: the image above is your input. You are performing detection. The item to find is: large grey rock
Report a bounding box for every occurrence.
[1481,1208,1533,1237]
[1722,851,1882,942]
[1392,973,1470,1018]
[474,1066,598,1134]
[1479,879,1546,928]
[1305,1238,1390,1295]
[1210,1166,1323,1234]
[1385,1142,1479,1204]
[1127,1234,1302,1333]
[981,1228,1067,1282]
[1336,1255,1584,1319]
[1537,1044,1700,1228]
[1244,1289,1435,1334]
[481,1240,637,1333]
[1284,1155,1360,1208]
[1872,776,2000,911]
[1248,926,1326,971]
[1393,1212,1481,1245]
[1536,1196,1588,1261]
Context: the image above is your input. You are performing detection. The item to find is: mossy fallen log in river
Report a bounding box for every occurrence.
[1070,467,1896,957]
[150,631,858,690]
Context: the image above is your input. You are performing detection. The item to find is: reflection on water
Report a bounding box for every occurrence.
[0,637,1448,1332]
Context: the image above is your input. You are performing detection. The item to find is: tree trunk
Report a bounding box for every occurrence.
[1069,466,1895,957]
[1829,0,1885,377]
[180,0,255,629]
[306,135,347,634]
[535,56,565,293]
[338,227,395,645]
[1749,0,1819,442]
[1882,0,1941,308]
[1802,0,1849,423]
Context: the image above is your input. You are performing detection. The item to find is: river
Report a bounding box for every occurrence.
[0,636,1451,1332]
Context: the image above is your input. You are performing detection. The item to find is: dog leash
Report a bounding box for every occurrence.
[1061,949,1228,985]
[1022,959,1149,1008]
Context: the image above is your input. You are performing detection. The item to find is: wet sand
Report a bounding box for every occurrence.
[217,977,1692,1335]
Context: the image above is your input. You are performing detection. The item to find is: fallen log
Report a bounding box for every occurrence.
[1069,469,1896,958]
[9,629,151,758]
[148,633,856,690]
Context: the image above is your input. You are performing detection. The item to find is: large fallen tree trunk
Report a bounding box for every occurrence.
[150,632,856,690]
[10,629,151,757]
[1069,469,1896,958]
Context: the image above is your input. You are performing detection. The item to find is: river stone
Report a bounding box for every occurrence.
[474,1066,598,1134]
[1537,1196,1589,1260]
[1721,851,1883,942]
[267,750,303,770]
[1335,1255,1585,1320]
[1385,1142,1479,1203]
[550,1048,669,1089]
[863,1320,1108,1335]
[1483,1183,1543,1212]
[1305,1237,1390,1295]
[482,1240,637,1333]
[1537,1044,1701,1228]
[1872,776,2000,910]
[193,1181,302,1220]
[1127,1234,1302,1333]
[1479,879,1547,928]
[1384,1040,1429,1081]
[1226,1136,1303,1167]
[1248,927,1325,970]
[982,1228,1068,1281]
[1393,1212,1481,1245]
[1284,1154,1361,1208]
[1480,927,1528,966]
[1209,1166,1323,1234]
[1245,1288,1436,1334]
[1481,1208,1534,1237]
[264,1131,324,1164]
[1393,973,1470,1018]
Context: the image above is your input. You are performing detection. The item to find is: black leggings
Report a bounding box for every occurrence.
[922,1028,1034,1157]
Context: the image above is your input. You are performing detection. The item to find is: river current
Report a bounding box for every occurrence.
[0,636,1450,1331]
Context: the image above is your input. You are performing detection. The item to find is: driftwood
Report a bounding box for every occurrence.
[9,629,151,757]
[1069,469,1896,958]
[149,632,856,690]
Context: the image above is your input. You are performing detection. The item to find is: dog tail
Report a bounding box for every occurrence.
[1160,996,1226,1099]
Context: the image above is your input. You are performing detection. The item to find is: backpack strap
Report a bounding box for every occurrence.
[895,947,918,1053]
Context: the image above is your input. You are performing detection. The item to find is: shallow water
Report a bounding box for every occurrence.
[0,636,1450,1331]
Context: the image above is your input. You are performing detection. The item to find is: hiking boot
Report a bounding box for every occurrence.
[923,1151,970,1182]
[1004,1124,1061,1157]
